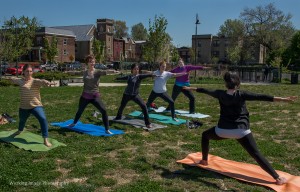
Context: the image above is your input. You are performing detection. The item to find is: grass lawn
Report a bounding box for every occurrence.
[0,81,299,192]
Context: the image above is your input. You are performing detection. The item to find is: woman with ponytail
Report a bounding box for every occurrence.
[183,71,297,185]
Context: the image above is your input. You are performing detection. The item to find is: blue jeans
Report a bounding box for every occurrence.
[19,107,49,138]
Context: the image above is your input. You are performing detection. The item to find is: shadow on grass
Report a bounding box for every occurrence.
[149,162,231,191]
[49,127,84,136]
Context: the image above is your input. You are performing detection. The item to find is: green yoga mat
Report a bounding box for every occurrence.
[0,130,66,151]
[129,111,186,125]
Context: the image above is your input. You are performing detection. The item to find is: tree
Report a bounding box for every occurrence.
[218,19,253,64]
[0,16,39,63]
[143,15,170,65]
[43,36,58,63]
[227,45,241,65]
[282,31,300,68]
[92,39,105,63]
[240,3,295,63]
[170,45,180,64]
[218,19,245,43]
[131,23,148,41]
[113,20,128,38]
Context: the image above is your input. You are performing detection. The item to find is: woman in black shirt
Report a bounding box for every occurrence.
[115,63,157,128]
[184,71,297,185]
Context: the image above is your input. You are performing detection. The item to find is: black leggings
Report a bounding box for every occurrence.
[201,127,279,179]
[167,84,195,113]
[116,94,150,126]
[146,91,175,119]
[73,96,109,130]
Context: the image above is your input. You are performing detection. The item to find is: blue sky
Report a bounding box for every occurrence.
[0,0,299,47]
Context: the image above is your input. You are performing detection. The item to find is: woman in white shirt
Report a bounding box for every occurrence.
[146,61,186,121]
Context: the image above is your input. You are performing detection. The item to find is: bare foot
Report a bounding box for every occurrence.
[199,160,208,166]
[44,138,52,147]
[105,130,113,134]
[276,177,287,185]
[10,131,22,138]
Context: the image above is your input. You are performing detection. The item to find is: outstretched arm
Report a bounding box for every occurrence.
[172,72,188,78]
[43,80,56,87]
[273,96,297,102]
[182,86,197,91]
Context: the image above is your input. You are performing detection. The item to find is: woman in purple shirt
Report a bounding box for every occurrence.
[167,58,209,114]
[69,55,113,134]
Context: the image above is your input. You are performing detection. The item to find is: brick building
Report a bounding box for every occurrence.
[35,27,76,63]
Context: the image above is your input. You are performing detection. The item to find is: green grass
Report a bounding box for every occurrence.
[0,82,299,192]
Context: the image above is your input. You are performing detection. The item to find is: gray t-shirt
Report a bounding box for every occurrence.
[83,70,107,93]
[152,70,173,93]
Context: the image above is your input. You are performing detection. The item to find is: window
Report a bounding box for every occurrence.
[36,37,42,45]
[63,50,68,55]
[198,51,201,58]
[213,40,220,47]
[225,40,229,47]
[63,39,67,45]
[197,41,201,47]
[212,51,219,57]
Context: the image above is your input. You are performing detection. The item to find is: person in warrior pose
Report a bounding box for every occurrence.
[166,58,209,113]
[184,71,297,185]
[9,64,56,147]
[114,63,159,128]
[69,55,115,134]
[146,61,187,121]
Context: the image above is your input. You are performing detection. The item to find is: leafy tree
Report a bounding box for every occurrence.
[282,31,300,68]
[131,23,148,41]
[143,15,169,65]
[43,36,58,63]
[170,45,180,64]
[218,19,252,64]
[113,20,128,38]
[0,15,39,63]
[218,19,245,43]
[92,39,105,63]
[240,3,295,63]
[227,45,241,65]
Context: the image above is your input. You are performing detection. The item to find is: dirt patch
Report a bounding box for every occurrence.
[104,169,139,185]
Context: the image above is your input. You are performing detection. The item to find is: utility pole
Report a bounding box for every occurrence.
[194,14,200,82]
[194,14,200,65]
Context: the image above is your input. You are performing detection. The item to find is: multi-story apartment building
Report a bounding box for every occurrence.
[96,19,114,62]
[135,40,146,62]
[177,46,191,63]
[51,24,96,62]
[113,38,124,61]
[192,34,264,64]
[122,37,135,61]
[35,27,76,63]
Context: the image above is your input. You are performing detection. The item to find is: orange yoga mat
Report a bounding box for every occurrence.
[176,152,300,192]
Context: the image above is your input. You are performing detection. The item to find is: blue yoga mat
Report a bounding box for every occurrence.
[129,111,186,125]
[51,119,124,136]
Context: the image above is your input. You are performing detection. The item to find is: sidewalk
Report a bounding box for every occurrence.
[67,82,127,87]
